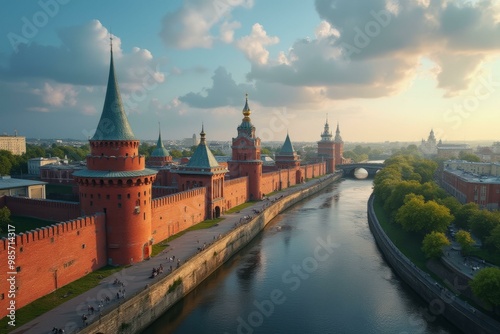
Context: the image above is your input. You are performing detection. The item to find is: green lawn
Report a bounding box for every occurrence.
[0,265,123,333]
[151,217,224,257]
[225,202,254,213]
[373,200,427,269]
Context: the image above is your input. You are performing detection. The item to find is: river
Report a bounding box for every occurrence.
[143,178,460,334]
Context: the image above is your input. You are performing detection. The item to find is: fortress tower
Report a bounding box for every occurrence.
[73,45,157,265]
[176,125,228,218]
[317,117,335,173]
[275,133,300,170]
[148,125,173,167]
[228,95,263,200]
[334,122,344,167]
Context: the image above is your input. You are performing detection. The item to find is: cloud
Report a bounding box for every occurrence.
[179,66,252,108]
[33,82,77,107]
[0,20,166,118]
[236,23,279,65]
[2,20,165,88]
[159,0,253,49]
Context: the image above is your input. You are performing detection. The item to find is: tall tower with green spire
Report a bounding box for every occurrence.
[148,124,173,167]
[228,94,263,200]
[74,42,157,265]
[317,116,336,173]
[334,122,344,166]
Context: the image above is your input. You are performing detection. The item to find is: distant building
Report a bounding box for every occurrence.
[0,176,46,198]
[475,142,500,162]
[28,157,60,175]
[40,163,83,184]
[0,133,26,155]
[419,129,437,156]
[182,134,198,147]
[441,160,500,210]
[437,143,473,159]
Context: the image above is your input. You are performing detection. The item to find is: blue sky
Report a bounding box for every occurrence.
[1,0,500,143]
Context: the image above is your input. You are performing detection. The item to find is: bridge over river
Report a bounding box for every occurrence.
[336,162,384,178]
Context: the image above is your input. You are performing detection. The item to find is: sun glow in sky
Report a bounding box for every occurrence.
[1,0,500,143]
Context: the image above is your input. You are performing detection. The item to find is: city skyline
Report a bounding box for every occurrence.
[1,0,500,143]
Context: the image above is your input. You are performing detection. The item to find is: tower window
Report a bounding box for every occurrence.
[118,203,122,208]
[127,193,130,199]
[106,194,110,200]
[118,194,122,200]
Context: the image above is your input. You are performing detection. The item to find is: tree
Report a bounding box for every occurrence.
[0,155,12,175]
[459,151,481,162]
[437,196,462,218]
[455,230,475,254]
[454,202,479,230]
[0,206,12,234]
[170,149,182,159]
[469,210,500,243]
[486,225,500,252]
[395,194,453,234]
[422,231,450,258]
[470,267,500,308]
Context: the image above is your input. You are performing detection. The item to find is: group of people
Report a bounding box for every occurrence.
[51,327,64,333]
[150,264,164,278]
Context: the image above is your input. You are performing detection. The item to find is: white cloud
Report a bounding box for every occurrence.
[1,20,166,116]
[159,0,253,49]
[236,23,279,65]
[220,20,241,43]
[33,82,77,107]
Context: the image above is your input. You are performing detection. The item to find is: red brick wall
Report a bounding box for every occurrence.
[0,214,107,318]
[151,188,207,243]
[224,177,248,210]
[4,197,80,221]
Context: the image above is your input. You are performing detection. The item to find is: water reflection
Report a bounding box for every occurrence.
[144,180,459,334]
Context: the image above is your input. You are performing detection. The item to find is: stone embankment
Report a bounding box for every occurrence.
[367,194,500,334]
[80,174,340,334]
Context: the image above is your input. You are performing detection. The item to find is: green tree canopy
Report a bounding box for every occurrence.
[454,202,479,230]
[395,194,453,234]
[470,267,500,307]
[0,206,12,234]
[486,225,500,252]
[469,210,500,242]
[458,151,481,162]
[455,230,475,254]
[422,231,450,258]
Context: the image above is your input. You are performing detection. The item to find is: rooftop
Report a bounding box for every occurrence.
[0,176,47,190]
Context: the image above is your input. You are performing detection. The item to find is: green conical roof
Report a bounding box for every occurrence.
[280,133,295,155]
[186,125,219,168]
[151,126,170,157]
[91,49,136,141]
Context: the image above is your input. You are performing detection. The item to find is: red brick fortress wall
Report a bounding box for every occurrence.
[3,196,80,222]
[224,177,249,210]
[151,188,207,243]
[0,214,107,318]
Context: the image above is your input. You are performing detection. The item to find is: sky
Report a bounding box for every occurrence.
[1,0,500,144]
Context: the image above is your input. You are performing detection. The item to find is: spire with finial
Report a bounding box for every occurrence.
[334,122,343,143]
[200,123,206,145]
[321,114,332,141]
[237,93,256,138]
[242,93,251,121]
[91,35,135,141]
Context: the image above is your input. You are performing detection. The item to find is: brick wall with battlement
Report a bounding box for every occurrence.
[2,196,80,221]
[151,188,207,243]
[0,214,106,318]
[223,177,249,210]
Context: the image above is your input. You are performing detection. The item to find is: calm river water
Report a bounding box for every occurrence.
[144,178,460,334]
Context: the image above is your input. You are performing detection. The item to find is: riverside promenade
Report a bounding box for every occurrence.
[11,174,338,334]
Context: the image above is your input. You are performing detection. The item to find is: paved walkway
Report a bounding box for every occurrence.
[12,175,335,334]
[442,240,492,279]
